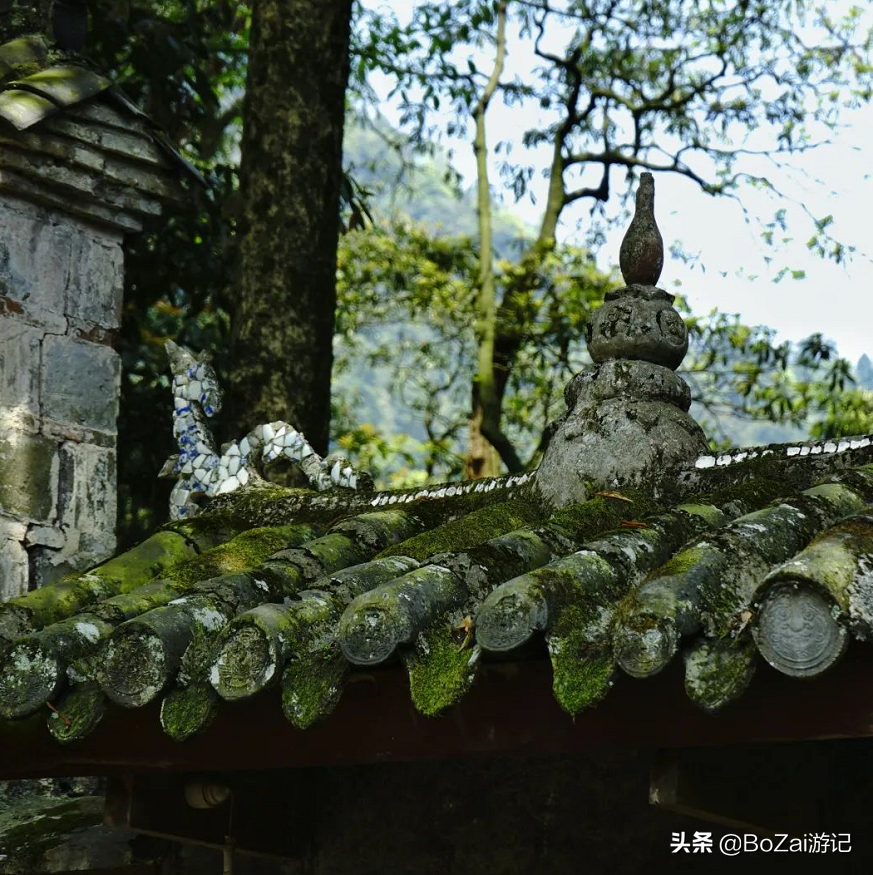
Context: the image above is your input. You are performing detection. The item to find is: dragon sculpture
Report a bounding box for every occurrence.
[159,341,367,519]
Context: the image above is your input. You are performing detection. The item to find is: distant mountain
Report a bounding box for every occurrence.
[857,354,873,389]
[343,114,532,258]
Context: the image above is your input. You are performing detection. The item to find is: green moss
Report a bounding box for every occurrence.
[281,648,347,729]
[303,532,367,570]
[160,682,219,741]
[1,575,114,636]
[697,496,832,636]
[46,683,105,744]
[676,503,726,528]
[684,636,757,713]
[649,544,709,579]
[162,514,247,550]
[93,579,186,625]
[406,622,479,717]
[540,551,624,612]
[206,478,526,534]
[682,456,873,514]
[378,499,543,562]
[550,636,615,716]
[165,523,316,588]
[0,530,193,637]
[700,474,786,513]
[332,509,422,550]
[99,531,196,591]
[178,620,220,687]
[542,491,660,546]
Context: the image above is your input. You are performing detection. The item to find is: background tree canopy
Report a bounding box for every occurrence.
[87,0,873,547]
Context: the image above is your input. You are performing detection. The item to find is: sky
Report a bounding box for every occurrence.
[362,1,873,365]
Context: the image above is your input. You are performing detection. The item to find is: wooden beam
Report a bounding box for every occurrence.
[104,773,315,861]
[650,744,835,835]
[4,647,873,779]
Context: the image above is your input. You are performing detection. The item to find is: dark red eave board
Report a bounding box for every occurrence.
[3,648,873,779]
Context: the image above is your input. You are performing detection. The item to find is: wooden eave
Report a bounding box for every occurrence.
[4,646,873,780]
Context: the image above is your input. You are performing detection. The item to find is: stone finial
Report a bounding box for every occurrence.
[533,172,707,510]
[586,173,687,371]
[619,172,663,286]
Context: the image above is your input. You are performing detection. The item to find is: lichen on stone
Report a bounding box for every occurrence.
[683,636,757,713]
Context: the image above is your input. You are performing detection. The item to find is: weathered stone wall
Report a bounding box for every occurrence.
[0,193,123,597]
[0,40,185,598]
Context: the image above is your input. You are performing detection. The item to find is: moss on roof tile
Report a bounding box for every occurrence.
[377,499,544,562]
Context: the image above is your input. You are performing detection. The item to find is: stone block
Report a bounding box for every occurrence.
[0,316,40,425]
[56,441,116,559]
[0,516,28,600]
[26,442,118,588]
[27,544,76,589]
[0,533,28,600]
[24,523,66,549]
[65,232,124,328]
[0,197,69,320]
[0,194,124,329]
[41,335,121,433]
[0,430,58,522]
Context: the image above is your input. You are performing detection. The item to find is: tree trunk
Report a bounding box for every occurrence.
[465,402,500,479]
[466,1,512,478]
[229,0,354,451]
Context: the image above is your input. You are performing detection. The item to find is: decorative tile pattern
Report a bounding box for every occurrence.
[693,435,873,470]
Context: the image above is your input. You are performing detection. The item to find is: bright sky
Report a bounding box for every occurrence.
[362,1,873,365]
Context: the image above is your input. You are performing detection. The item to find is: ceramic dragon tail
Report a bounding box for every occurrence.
[160,341,368,519]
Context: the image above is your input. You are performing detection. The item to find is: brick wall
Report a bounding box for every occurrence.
[0,195,123,596]
[0,94,183,597]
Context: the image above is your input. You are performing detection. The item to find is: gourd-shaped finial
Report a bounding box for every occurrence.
[619,172,663,286]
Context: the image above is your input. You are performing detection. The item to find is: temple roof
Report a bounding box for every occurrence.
[1,439,873,745]
[3,173,873,757]
[0,33,202,231]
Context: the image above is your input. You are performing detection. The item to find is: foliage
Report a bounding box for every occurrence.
[682,312,868,447]
[86,0,249,546]
[332,218,873,487]
[357,0,872,231]
[334,221,616,479]
[333,221,479,485]
[88,0,873,542]
[353,0,873,472]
